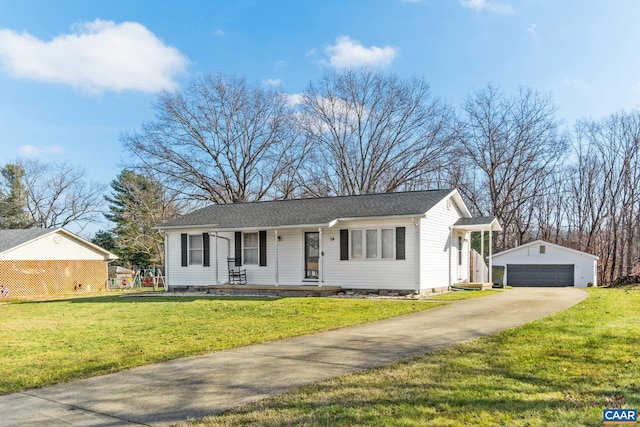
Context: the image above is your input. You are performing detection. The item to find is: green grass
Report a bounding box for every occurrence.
[0,294,455,395]
[184,288,640,427]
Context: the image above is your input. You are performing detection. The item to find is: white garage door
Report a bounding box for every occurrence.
[507,264,574,287]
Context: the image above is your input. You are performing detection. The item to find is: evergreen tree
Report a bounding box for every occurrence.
[105,169,180,268]
[0,164,33,229]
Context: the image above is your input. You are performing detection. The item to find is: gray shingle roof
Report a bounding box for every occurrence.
[158,189,455,230]
[0,229,51,253]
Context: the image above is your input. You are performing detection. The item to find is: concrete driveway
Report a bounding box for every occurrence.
[0,287,586,427]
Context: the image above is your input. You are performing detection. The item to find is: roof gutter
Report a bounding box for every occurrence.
[157,214,427,232]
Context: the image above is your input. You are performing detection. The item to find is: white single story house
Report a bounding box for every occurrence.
[0,228,118,299]
[157,189,501,294]
[492,240,598,288]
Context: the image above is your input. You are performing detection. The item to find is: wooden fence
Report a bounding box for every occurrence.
[0,260,107,299]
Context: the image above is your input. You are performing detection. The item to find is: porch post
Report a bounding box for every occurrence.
[214,232,219,284]
[480,229,485,282]
[448,226,453,287]
[275,229,279,286]
[318,227,323,287]
[488,228,493,284]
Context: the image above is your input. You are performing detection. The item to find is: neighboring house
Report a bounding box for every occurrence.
[0,228,118,299]
[157,189,501,294]
[492,240,598,288]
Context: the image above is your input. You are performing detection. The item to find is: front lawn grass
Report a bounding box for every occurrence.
[0,294,458,395]
[186,288,640,427]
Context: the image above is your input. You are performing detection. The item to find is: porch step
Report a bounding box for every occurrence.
[452,282,494,290]
[205,284,342,297]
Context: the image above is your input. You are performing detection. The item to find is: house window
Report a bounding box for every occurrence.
[189,234,203,265]
[458,236,463,266]
[366,230,378,258]
[381,229,394,259]
[351,230,363,259]
[244,232,259,265]
[351,229,394,260]
[539,245,546,255]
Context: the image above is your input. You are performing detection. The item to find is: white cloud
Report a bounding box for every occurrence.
[562,78,591,90]
[324,36,397,68]
[286,93,304,107]
[460,0,516,15]
[527,24,537,37]
[0,19,188,94]
[213,29,225,36]
[18,144,63,157]
[264,78,282,86]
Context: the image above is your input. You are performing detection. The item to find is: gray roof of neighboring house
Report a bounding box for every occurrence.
[0,228,118,260]
[0,229,51,253]
[158,189,456,230]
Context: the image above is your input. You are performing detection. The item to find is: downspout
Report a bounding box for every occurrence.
[164,232,169,291]
[413,217,420,294]
[275,229,279,286]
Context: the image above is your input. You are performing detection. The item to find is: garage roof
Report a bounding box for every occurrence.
[493,240,598,260]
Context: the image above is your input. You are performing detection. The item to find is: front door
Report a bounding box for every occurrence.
[304,232,319,280]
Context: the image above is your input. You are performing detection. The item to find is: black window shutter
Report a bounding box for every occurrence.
[259,230,267,266]
[234,232,242,266]
[181,233,188,267]
[396,227,406,260]
[340,229,349,260]
[202,232,210,267]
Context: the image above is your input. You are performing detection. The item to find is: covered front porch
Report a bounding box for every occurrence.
[205,223,335,287]
[451,217,502,288]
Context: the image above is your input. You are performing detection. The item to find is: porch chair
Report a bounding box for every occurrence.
[227,258,247,285]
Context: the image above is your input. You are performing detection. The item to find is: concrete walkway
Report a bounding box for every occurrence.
[0,288,586,427]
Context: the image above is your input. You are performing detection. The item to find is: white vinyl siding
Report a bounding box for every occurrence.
[0,232,112,261]
[420,196,470,289]
[323,218,416,291]
[165,229,231,287]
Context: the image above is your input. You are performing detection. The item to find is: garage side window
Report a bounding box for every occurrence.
[539,245,546,254]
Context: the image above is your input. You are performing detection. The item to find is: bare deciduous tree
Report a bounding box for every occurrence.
[122,72,306,204]
[570,112,640,284]
[299,69,457,196]
[455,85,567,250]
[17,159,104,231]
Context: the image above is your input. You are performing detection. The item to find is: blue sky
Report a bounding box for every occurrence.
[1,0,639,203]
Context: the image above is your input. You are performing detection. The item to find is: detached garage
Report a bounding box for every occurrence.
[493,240,598,288]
